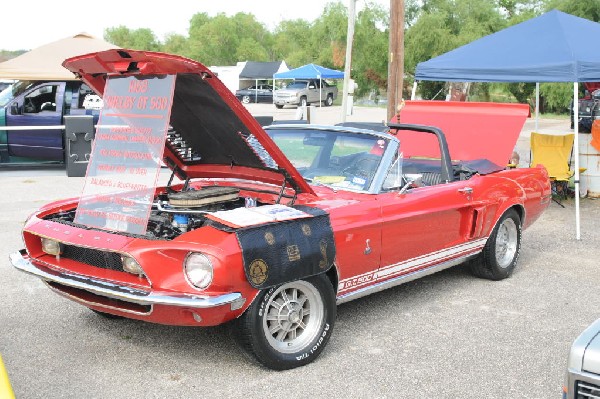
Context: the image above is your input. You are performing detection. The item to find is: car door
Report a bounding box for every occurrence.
[376,177,484,283]
[5,82,65,161]
[307,81,320,103]
[258,85,272,103]
[329,194,383,298]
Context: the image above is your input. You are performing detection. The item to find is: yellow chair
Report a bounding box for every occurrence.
[0,354,15,399]
[530,132,574,207]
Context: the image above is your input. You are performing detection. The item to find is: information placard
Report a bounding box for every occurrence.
[74,75,176,235]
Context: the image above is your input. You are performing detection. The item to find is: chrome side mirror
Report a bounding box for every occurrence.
[399,174,423,194]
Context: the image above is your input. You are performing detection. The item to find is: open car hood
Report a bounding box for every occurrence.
[62,49,314,195]
[392,101,530,166]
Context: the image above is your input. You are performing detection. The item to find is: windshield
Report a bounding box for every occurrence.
[0,80,37,107]
[266,128,389,192]
[286,82,308,89]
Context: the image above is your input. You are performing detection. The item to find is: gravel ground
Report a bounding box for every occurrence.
[1,107,598,399]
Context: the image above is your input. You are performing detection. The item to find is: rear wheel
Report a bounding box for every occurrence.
[325,94,333,106]
[233,274,336,370]
[469,209,521,280]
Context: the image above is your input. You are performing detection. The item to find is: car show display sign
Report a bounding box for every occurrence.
[74,75,175,235]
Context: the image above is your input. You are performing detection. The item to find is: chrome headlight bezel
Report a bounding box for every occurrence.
[184,252,213,290]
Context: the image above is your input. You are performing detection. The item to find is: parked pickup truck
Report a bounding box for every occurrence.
[0,80,101,164]
[273,79,338,108]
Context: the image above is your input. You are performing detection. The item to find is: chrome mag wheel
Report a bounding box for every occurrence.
[262,280,324,354]
[495,217,518,268]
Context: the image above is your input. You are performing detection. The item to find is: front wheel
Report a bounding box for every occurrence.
[232,274,336,370]
[469,209,521,280]
[275,104,284,109]
[242,95,251,104]
[299,96,308,107]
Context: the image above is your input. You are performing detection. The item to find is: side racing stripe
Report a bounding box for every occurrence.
[337,238,488,293]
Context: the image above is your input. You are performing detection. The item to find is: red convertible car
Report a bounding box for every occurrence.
[10,49,551,370]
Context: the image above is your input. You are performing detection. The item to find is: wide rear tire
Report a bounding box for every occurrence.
[469,209,521,281]
[232,274,336,370]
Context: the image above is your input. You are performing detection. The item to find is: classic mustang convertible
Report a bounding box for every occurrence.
[10,49,551,370]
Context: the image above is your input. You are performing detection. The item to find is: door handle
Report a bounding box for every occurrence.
[458,187,473,200]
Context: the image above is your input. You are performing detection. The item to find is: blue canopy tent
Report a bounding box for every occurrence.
[413,9,600,240]
[273,63,344,106]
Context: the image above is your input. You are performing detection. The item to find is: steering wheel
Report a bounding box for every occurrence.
[40,102,56,111]
[24,98,36,113]
[342,154,380,178]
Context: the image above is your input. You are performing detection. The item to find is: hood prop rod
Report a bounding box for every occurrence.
[276,169,300,206]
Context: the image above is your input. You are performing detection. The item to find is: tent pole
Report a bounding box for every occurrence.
[574,82,581,240]
[320,76,322,107]
[535,82,539,131]
[411,81,417,100]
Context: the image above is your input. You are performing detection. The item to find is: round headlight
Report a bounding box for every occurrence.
[184,253,213,290]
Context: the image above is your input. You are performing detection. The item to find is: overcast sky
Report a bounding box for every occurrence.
[1,0,390,51]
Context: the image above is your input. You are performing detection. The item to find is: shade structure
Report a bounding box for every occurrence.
[239,61,287,79]
[274,63,344,80]
[415,10,600,83]
[0,33,118,81]
[413,10,600,240]
[273,64,344,108]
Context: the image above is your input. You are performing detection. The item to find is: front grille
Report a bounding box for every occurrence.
[62,244,123,272]
[577,381,600,399]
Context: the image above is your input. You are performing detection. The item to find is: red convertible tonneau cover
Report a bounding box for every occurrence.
[393,101,530,166]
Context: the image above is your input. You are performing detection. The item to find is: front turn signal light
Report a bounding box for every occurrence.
[121,256,145,276]
[41,238,63,256]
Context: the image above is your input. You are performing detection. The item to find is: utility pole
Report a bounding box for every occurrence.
[387,0,405,121]
[341,0,356,123]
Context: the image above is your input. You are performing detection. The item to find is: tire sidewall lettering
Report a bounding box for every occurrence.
[294,322,330,361]
[258,287,276,317]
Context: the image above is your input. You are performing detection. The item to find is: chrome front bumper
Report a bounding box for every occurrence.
[9,250,243,309]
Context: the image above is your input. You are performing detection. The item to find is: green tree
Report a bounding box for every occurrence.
[162,33,188,56]
[186,12,271,65]
[539,82,576,113]
[310,2,348,68]
[353,2,389,96]
[104,26,160,50]
[236,38,269,62]
[0,50,25,62]
[545,0,600,22]
[272,19,313,67]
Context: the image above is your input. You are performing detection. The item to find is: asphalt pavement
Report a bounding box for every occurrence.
[1,106,599,398]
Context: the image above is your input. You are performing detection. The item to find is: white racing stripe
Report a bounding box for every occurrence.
[338,238,488,292]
